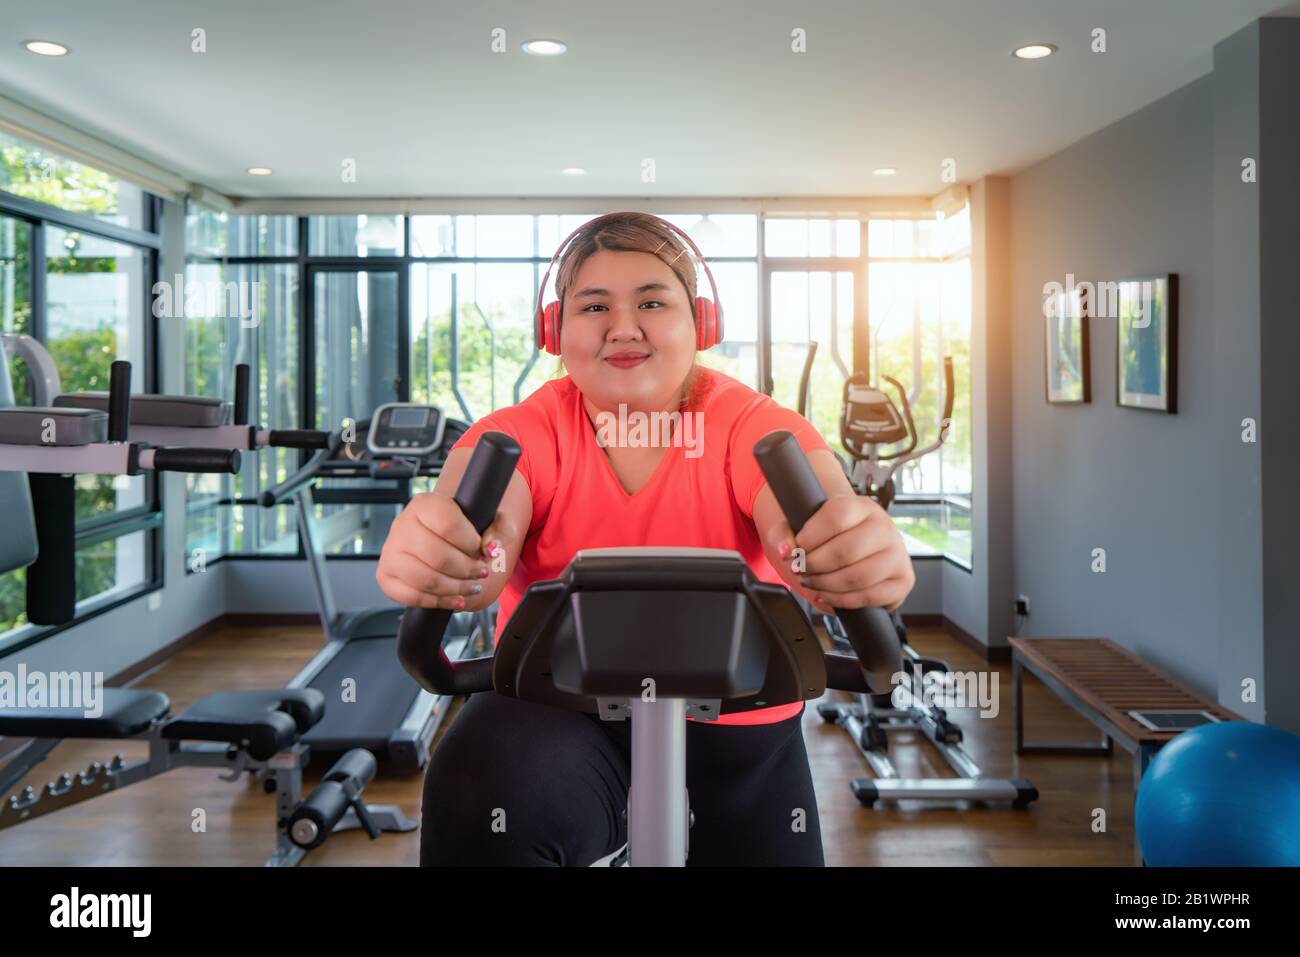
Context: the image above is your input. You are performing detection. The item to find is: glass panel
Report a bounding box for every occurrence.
[308,215,403,257]
[659,214,758,258]
[186,209,297,258]
[452,215,534,258]
[0,130,144,229]
[937,205,971,257]
[1,525,155,640]
[185,262,299,559]
[868,256,971,498]
[1,215,33,397]
[45,225,147,520]
[314,269,399,428]
[536,214,600,260]
[765,218,859,258]
[765,270,853,449]
[410,261,546,419]
[694,262,758,389]
[0,567,26,634]
[315,500,400,556]
[409,215,454,257]
[76,529,149,609]
[891,500,972,567]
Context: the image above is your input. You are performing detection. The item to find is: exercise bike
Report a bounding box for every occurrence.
[396,430,906,866]
[819,357,1037,808]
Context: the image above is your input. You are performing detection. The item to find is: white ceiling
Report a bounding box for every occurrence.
[0,0,1292,201]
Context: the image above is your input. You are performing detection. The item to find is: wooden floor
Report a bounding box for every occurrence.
[0,623,1139,866]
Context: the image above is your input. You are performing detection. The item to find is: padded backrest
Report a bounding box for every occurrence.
[0,350,39,575]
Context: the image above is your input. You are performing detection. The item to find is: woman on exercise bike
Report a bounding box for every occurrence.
[375,211,915,866]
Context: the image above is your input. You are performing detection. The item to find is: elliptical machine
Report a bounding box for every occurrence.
[819,357,1037,808]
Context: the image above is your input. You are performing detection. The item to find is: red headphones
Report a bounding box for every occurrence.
[535,211,724,355]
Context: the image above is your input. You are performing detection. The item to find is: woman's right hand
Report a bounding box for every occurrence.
[376,492,498,611]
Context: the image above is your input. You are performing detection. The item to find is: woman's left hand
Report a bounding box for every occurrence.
[752,448,916,616]
[776,493,915,615]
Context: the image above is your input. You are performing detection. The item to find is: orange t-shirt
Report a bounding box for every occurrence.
[450,366,830,726]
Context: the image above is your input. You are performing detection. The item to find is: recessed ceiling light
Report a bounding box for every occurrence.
[246,167,273,176]
[522,39,567,56]
[25,40,69,57]
[1012,43,1056,60]
[561,167,586,176]
[873,167,897,176]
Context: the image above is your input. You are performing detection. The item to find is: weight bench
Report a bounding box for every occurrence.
[1010,637,1240,864]
[0,686,415,865]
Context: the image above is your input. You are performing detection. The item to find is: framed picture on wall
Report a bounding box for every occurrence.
[1044,285,1090,404]
[1116,274,1178,413]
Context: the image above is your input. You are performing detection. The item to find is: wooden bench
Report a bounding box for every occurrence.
[1009,637,1241,864]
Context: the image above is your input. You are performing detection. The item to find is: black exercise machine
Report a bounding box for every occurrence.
[0,347,414,864]
[819,355,1037,808]
[7,329,488,772]
[254,403,490,771]
[395,429,904,866]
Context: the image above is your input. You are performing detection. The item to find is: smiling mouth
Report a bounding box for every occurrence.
[604,353,650,368]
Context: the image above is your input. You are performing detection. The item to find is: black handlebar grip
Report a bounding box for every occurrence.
[267,429,332,449]
[108,360,131,443]
[396,432,520,695]
[152,447,242,474]
[234,363,250,426]
[752,430,902,692]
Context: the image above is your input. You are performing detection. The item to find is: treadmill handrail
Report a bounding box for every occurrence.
[261,449,330,508]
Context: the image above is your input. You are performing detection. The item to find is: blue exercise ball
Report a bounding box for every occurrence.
[1136,720,1300,866]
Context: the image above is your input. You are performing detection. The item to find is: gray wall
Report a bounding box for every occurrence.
[1006,19,1300,732]
[1009,74,1225,701]
[1256,20,1300,733]
[1003,74,1216,696]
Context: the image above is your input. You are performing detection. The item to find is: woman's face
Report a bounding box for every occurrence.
[560,249,697,412]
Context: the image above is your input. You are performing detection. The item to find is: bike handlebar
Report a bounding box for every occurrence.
[395,429,898,697]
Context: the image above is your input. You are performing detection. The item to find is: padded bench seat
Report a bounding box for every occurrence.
[0,688,324,763]
[0,687,169,738]
[0,406,108,446]
[54,392,229,428]
[161,689,325,761]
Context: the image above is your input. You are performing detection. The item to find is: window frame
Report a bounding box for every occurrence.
[0,180,165,654]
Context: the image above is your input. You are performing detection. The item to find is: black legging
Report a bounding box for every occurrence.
[420,691,824,866]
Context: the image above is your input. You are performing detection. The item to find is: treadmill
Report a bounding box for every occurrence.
[258,403,488,771]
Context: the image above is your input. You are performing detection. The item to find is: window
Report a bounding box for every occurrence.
[44,226,150,521]
[0,130,145,229]
[0,214,33,636]
[866,209,972,566]
[0,147,163,648]
[183,209,300,563]
[761,210,972,566]
[765,217,859,258]
[308,215,402,257]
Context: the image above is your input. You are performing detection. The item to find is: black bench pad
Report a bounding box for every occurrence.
[0,688,170,738]
[161,689,325,760]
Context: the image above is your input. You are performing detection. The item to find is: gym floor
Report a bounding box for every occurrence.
[0,623,1135,866]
